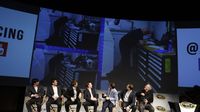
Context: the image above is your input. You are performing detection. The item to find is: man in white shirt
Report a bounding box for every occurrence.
[64,80,82,112]
[46,79,64,112]
[119,84,136,112]
[83,81,98,112]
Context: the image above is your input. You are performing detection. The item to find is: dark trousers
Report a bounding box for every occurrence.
[65,99,81,112]
[138,102,154,112]
[101,100,115,112]
[26,97,43,112]
[121,102,136,112]
[46,97,62,112]
[83,100,98,112]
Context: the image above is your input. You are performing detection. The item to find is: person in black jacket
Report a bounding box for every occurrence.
[26,78,45,112]
[136,83,154,112]
[119,28,152,69]
[64,80,82,112]
[119,84,136,112]
[46,79,64,112]
[83,81,98,112]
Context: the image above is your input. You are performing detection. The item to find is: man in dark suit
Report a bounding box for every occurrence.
[46,79,64,112]
[83,81,98,112]
[136,83,154,112]
[64,80,82,112]
[26,78,45,112]
[119,84,136,112]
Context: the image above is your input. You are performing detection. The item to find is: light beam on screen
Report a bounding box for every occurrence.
[0,7,38,78]
[177,28,200,87]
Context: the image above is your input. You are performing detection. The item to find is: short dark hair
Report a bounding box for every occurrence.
[51,78,57,84]
[31,78,39,85]
[71,80,78,86]
[110,82,116,89]
[127,84,134,90]
[85,81,92,88]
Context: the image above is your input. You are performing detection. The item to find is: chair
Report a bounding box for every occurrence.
[50,104,58,112]
[168,101,181,112]
[69,104,77,112]
[88,105,94,112]
[49,97,66,112]
[31,95,47,111]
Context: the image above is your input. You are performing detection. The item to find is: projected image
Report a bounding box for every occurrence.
[30,44,98,88]
[100,19,177,93]
[36,8,101,51]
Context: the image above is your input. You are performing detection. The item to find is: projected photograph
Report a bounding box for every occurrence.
[100,19,177,93]
[36,8,101,51]
[27,8,103,89]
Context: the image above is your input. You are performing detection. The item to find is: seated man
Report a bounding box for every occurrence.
[119,84,136,112]
[101,82,118,112]
[83,81,98,112]
[64,80,82,112]
[26,78,45,112]
[136,83,154,112]
[46,79,64,112]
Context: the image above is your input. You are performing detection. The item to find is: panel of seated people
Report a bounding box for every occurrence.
[23,80,179,112]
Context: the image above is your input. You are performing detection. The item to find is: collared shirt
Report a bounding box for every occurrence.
[73,87,77,99]
[124,90,132,102]
[88,88,94,99]
[34,86,38,93]
[52,85,59,98]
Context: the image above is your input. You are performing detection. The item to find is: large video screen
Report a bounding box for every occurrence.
[177,28,200,87]
[0,6,38,78]
[0,5,183,93]
[27,9,179,93]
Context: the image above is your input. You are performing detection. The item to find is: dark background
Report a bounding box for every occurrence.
[0,0,200,112]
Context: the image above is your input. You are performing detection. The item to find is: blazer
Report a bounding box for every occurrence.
[136,89,154,104]
[107,88,118,105]
[119,89,136,107]
[64,86,82,101]
[84,88,97,102]
[47,85,62,98]
[26,85,45,98]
